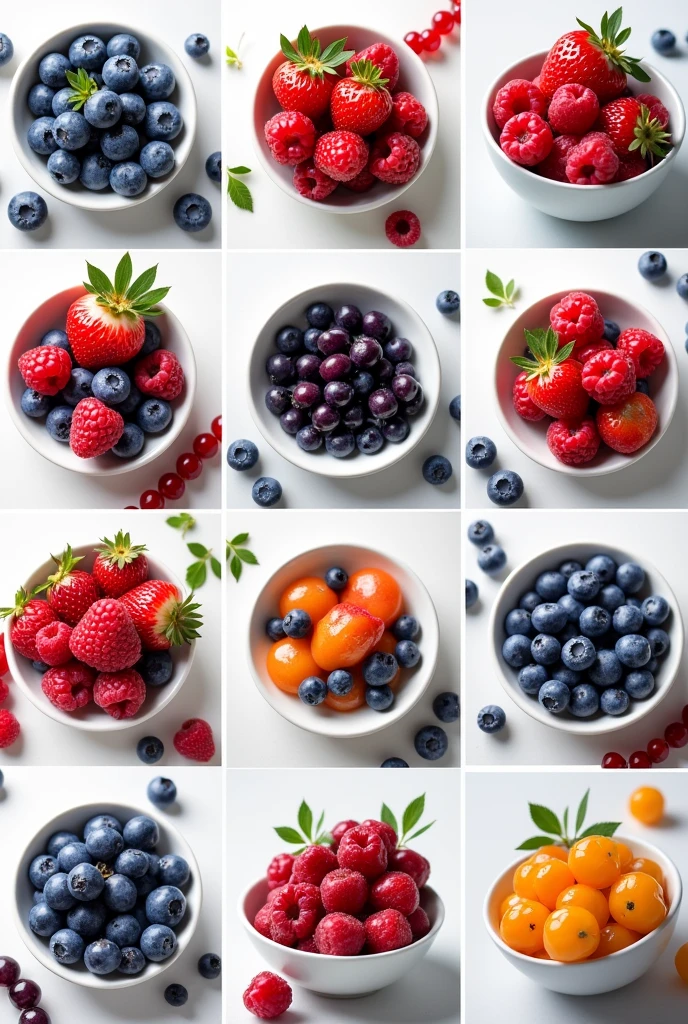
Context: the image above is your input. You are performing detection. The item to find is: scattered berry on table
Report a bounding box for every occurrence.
[487,469,523,506]
[198,952,221,979]
[414,725,448,760]
[638,251,667,280]
[137,736,164,764]
[467,520,494,546]
[173,194,212,232]
[243,971,292,1019]
[433,691,459,723]
[436,290,460,315]
[8,192,48,232]
[252,476,282,507]
[381,757,409,767]
[173,718,215,762]
[466,579,478,609]
[164,983,188,1006]
[651,29,676,53]
[422,454,453,485]
[385,210,421,247]
[677,275,688,300]
[147,776,177,807]
[185,34,210,58]
[465,435,497,469]
[477,705,506,733]
[227,438,259,471]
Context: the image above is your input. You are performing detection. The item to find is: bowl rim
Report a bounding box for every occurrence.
[13,799,202,989]
[246,541,439,738]
[4,541,196,732]
[246,280,441,479]
[489,539,685,736]
[493,287,678,477]
[8,20,198,213]
[4,285,197,476]
[252,22,439,214]
[483,833,682,968]
[481,50,686,192]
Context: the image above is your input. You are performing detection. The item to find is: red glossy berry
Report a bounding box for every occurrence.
[602,751,627,769]
[158,473,185,501]
[682,704,688,728]
[453,1,461,23]
[139,489,164,510]
[211,415,222,441]
[0,956,21,987]
[665,722,688,748]
[647,737,669,763]
[0,636,8,675]
[420,28,441,52]
[20,1010,51,1024]
[404,31,424,55]
[9,979,41,1010]
[193,432,219,459]
[629,750,652,769]
[432,10,455,33]
[124,505,138,509]
[177,452,203,480]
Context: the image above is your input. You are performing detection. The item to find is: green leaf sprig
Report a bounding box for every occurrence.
[226,533,258,582]
[83,253,170,320]
[226,37,244,69]
[516,789,621,851]
[186,543,222,589]
[227,166,253,212]
[483,270,517,309]
[167,513,196,538]
[274,800,332,855]
[65,68,99,110]
[381,793,435,847]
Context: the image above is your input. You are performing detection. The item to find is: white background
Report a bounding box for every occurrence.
[1,249,222,509]
[0,766,222,1023]
[464,1,688,248]
[223,0,460,249]
[226,251,461,509]
[462,248,688,509]
[0,0,221,249]
[226,509,460,768]
[464,509,688,767]
[0,510,222,766]
[465,771,688,1023]
[227,767,460,1022]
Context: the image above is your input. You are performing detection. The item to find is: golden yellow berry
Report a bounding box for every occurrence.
[629,786,665,826]
[590,922,641,959]
[543,906,600,962]
[615,841,633,872]
[629,857,664,889]
[675,943,688,983]
[500,899,549,955]
[568,835,621,889]
[556,884,610,929]
[533,858,576,911]
[500,892,525,918]
[609,872,667,935]
[513,860,539,900]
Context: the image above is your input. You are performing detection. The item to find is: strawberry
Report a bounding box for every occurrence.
[36,545,99,626]
[538,9,650,102]
[70,398,124,459]
[119,580,202,650]
[272,26,355,120]
[596,391,658,454]
[511,328,590,420]
[66,252,170,370]
[330,59,393,135]
[69,598,142,672]
[345,43,400,90]
[598,97,671,159]
[93,531,149,598]
[174,718,215,762]
[0,588,57,661]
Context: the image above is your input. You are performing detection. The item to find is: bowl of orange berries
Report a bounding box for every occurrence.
[484,790,681,995]
[248,543,438,738]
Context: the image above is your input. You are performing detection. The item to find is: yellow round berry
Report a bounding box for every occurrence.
[533,858,576,911]
[543,906,600,962]
[608,872,667,935]
[556,883,610,929]
[629,786,665,826]
[568,835,621,889]
[500,898,549,955]
[675,942,688,983]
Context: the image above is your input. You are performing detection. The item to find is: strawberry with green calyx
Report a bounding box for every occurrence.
[517,789,620,851]
[64,68,99,111]
[511,328,590,419]
[331,59,393,135]
[599,99,671,161]
[36,545,99,626]
[119,579,202,650]
[93,531,149,598]
[0,587,58,661]
[273,26,355,119]
[66,252,170,371]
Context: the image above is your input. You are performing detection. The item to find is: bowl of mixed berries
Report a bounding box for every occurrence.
[253,24,438,212]
[482,10,685,221]
[494,289,677,475]
[10,22,196,211]
[6,253,196,476]
[1,531,202,731]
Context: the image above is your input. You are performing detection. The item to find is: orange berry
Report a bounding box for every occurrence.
[311,602,384,671]
[590,922,640,959]
[568,835,621,889]
[500,899,549,955]
[513,860,538,900]
[279,576,338,623]
[341,567,403,626]
[500,892,525,918]
[556,884,610,928]
[675,942,688,983]
[267,637,324,695]
[323,667,367,712]
[533,948,552,959]
[544,906,600,962]
[609,872,667,935]
[615,841,633,872]
[528,846,567,865]
[533,858,576,911]
[629,786,665,826]
[629,857,664,889]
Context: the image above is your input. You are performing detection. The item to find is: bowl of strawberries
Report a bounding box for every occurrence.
[494,289,678,476]
[253,24,438,212]
[482,10,685,221]
[1,532,201,732]
[5,252,196,476]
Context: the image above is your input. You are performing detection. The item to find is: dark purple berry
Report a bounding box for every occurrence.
[384,337,413,363]
[295,353,321,379]
[275,325,303,354]
[280,408,306,434]
[320,354,351,381]
[368,388,398,419]
[376,357,394,381]
[343,403,364,429]
[325,430,356,458]
[405,384,424,416]
[292,381,321,408]
[265,385,291,415]
[306,302,333,329]
[324,380,354,407]
[352,371,375,396]
[362,310,392,340]
[318,327,350,356]
[350,335,383,367]
[335,304,362,333]
[392,373,419,402]
[266,353,295,384]
[356,425,384,454]
[382,416,410,443]
[303,327,322,353]
[311,403,340,432]
[296,425,323,451]
[20,1010,51,1024]
[9,979,41,1010]
[0,957,20,987]
[395,361,417,378]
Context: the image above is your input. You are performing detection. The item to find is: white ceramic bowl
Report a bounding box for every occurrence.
[494,289,677,477]
[253,24,439,213]
[241,877,444,996]
[6,285,197,476]
[248,282,440,479]
[248,543,439,738]
[4,543,196,731]
[482,51,685,221]
[490,541,683,736]
[15,800,202,989]
[484,834,681,995]
[9,22,197,212]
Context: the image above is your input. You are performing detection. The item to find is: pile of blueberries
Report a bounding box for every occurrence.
[27,810,190,976]
[500,552,672,720]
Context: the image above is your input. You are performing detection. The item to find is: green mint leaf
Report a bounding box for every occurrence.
[86,262,114,295]
[186,561,207,590]
[315,810,325,835]
[298,801,313,842]
[529,803,562,836]
[485,270,505,298]
[230,555,242,582]
[225,44,243,69]
[483,298,503,308]
[274,826,306,845]
[228,173,253,212]
[211,557,222,580]
[228,165,251,174]
[506,279,515,300]
[114,252,133,296]
[235,548,258,565]
[188,543,208,558]
[516,836,556,851]
[575,790,590,834]
[126,265,158,301]
[231,532,249,545]
[402,794,425,838]
[380,803,399,836]
[407,821,436,842]
[167,516,184,528]
[578,821,621,839]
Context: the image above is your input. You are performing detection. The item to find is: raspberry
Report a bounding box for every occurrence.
[264,110,316,166]
[546,417,601,466]
[536,134,582,182]
[297,936,319,952]
[360,819,397,853]
[636,93,670,128]
[388,91,428,137]
[566,134,619,184]
[492,79,547,130]
[616,151,647,181]
[253,903,272,938]
[314,130,368,182]
[0,678,8,704]
[17,345,71,396]
[341,167,376,192]
[548,83,599,134]
[290,844,338,886]
[617,328,665,378]
[337,825,388,879]
[315,912,366,955]
[330,820,359,851]
[388,847,431,888]
[408,906,431,939]
[269,883,322,946]
[134,349,184,401]
[513,370,546,422]
[385,210,421,248]
[293,159,339,201]
[370,871,420,916]
[35,621,73,666]
[70,397,124,459]
[582,350,636,405]
[500,112,553,166]
[267,884,288,904]
[94,668,146,719]
[550,291,604,350]
[267,853,294,890]
[575,338,613,365]
[173,718,216,762]
[0,635,8,675]
[364,908,413,953]
[320,868,368,914]
[0,709,20,748]
[41,661,95,712]
[243,972,292,1020]
[346,43,400,90]
[370,132,420,184]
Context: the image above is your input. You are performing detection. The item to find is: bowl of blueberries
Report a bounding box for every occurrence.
[489,542,683,735]
[14,802,201,989]
[247,283,440,479]
[9,22,197,212]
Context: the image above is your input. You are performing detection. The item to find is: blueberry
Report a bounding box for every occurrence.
[569,683,600,718]
[615,633,651,668]
[137,398,171,433]
[477,705,506,733]
[283,608,311,638]
[227,438,259,471]
[185,31,210,57]
[32,660,51,672]
[531,634,561,666]
[327,670,353,696]
[29,854,59,890]
[598,584,626,613]
[502,634,532,668]
[27,115,59,156]
[395,640,420,668]
[306,302,334,329]
[381,757,409,767]
[123,815,159,850]
[379,416,408,445]
[625,670,655,700]
[333,304,361,332]
[139,62,176,100]
[651,29,676,53]
[616,562,645,594]
[366,685,395,711]
[532,603,567,635]
[118,947,146,975]
[29,902,63,938]
[276,325,304,354]
[146,885,186,927]
[432,691,459,723]
[647,627,670,657]
[39,53,73,89]
[302,327,322,354]
[8,192,48,231]
[678,275,688,300]
[50,928,85,965]
[147,777,177,807]
[558,593,585,623]
[535,571,567,601]
[82,89,122,132]
[559,622,580,645]
[588,649,623,687]
[422,454,453,485]
[86,825,123,861]
[638,251,668,280]
[92,366,131,406]
[465,522,492,549]
[326,430,356,458]
[362,310,392,340]
[265,385,291,415]
[116,91,146,126]
[84,938,122,975]
[518,663,548,695]
[487,469,523,506]
[58,842,91,873]
[251,476,282,507]
[47,831,80,859]
[436,290,460,315]
[46,405,73,442]
[52,110,90,150]
[642,595,670,626]
[505,609,532,636]
[139,140,175,178]
[104,873,138,912]
[585,554,616,585]
[144,97,184,141]
[108,33,141,59]
[538,679,570,714]
[519,591,541,613]
[137,650,173,687]
[68,862,105,902]
[352,371,376,398]
[603,319,621,343]
[102,54,139,92]
[153,856,188,892]
[0,32,12,66]
[165,983,189,1007]
[106,914,142,948]
[69,34,106,70]
[21,389,52,418]
[140,923,177,962]
[112,422,144,458]
[600,687,630,716]
[393,615,419,640]
[636,379,650,395]
[558,560,583,580]
[204,151,222,183]
[612,603,644,635]
[646,657,660,675]
[414,724,449,756]
[85,813,123,836]
[60,368,93,407]
[478,544,506,574]
[561,636,596,671]
[110,161,148,197]
[196,952,221,980]
[114,850,150,882]
[466,579,478,608]
[579,605,611,638]
[46,149,82,188]
[363,651,398,685]
[295,425,322,452]
[298,676,327,706]
[449,395,461,421]
[356,425,384,454]
[44,872,75,911]
[80,153,114,190]
[384,336,412,363]
[465,435,497,469]
[29,84,56,117]
[568,570,601,600]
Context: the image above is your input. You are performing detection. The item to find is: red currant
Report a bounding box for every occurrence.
[665,721,688,748]
[682,704,688,728]
[432,10,455,34]
[647,737,669,763]
[629,750,652,769]
[602,752,627,769]
[453,0,461,23]
[177,452,203,480]
[140,489,165,510]
[193,432,219,459]
[124,505,139,509]
[404,31,424,54]
[420,28,442,52]
[158,473,185,501]
[211,415,222,441]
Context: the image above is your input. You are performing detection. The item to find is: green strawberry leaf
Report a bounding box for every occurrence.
[230,554,242,582]
[114,252,133,296]
[86,262,114,296]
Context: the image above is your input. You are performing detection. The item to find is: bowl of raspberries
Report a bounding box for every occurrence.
[482,10,685,221]
[6,253,196,476]
[494,289,677,475]
[1,533,201,731]
[253,24,438,212]
[10,22,197,212]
